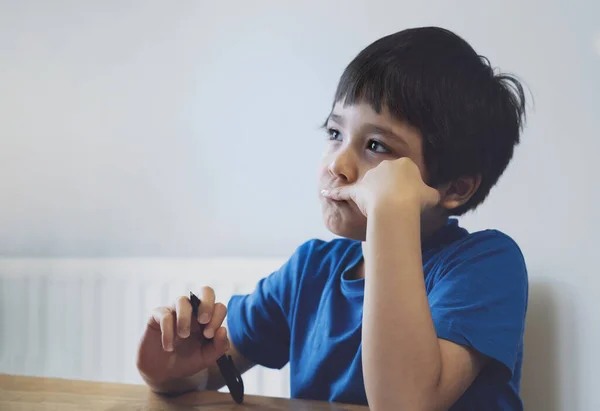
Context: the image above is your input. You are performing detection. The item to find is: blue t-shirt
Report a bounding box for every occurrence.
[227,219,528,410]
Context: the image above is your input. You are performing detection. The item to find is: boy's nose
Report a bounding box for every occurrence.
[328,148,358,183]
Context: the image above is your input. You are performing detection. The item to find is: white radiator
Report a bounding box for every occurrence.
[0,258,290,398]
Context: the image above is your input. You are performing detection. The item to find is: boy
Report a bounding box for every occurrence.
[137,26,528,411]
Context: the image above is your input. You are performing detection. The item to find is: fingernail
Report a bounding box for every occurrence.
[321,189,330,196]
[199,313,210,324]
[165,343,173,352]
[204,328,214,339]
[179,328,190,338]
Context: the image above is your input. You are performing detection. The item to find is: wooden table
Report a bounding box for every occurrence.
[0,374,369,410]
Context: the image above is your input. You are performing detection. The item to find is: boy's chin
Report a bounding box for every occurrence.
[325,221,366,242]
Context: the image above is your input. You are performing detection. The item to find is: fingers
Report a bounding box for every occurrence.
[204,303,227,339]
[202,326,230,361]
[175,296,192,338]
[152,306,176,352]
[147,287,224,354]
[197,286,215,324]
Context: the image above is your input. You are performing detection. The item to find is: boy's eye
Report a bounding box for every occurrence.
[367,139,390,154]
[327,128,342,141]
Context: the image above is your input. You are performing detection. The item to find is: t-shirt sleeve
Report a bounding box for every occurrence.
[428,231,528,383]
[226,240,313,369]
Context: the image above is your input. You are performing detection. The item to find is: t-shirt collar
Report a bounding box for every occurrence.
[339,218,467,299]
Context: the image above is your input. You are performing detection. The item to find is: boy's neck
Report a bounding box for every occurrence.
[352,216,448,280]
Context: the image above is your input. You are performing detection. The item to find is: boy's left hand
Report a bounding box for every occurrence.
[321,157,441,217]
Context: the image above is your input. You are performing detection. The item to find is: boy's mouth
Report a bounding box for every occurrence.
[322,193,363,216]
[322,191,348,205]
[322,194,343,204]
[321,188,342,202]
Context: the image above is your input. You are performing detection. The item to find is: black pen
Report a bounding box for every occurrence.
[189,292,244,404]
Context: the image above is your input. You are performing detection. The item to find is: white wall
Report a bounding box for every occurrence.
[1,1,599,410]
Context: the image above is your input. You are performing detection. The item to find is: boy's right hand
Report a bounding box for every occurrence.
[136,286,230,385]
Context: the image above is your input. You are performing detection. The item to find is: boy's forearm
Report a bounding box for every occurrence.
[362,201,442,411]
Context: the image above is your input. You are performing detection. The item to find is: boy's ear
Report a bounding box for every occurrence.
[437,175,482,211]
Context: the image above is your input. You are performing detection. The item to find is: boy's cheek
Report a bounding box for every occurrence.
[317,164,332,184]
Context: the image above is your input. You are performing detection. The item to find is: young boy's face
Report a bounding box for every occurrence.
[319,102,427,241]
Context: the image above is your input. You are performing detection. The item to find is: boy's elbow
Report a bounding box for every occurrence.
[368,398,444,411]
[366,395,437,411]
[365,381,444,411]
